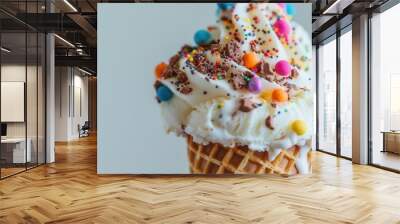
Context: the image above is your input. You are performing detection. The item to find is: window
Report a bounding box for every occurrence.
[318,37,337,154]
[340,29,352,158]
[371,3,400,171]
[0,2,47,179]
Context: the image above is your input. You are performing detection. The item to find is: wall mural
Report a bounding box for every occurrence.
[98,3,312,175]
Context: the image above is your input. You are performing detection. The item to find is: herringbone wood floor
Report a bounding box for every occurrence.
[1,135,400,224]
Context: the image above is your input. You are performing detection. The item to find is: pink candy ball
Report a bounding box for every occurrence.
[273,19,291,41]
[275,60,292,77]
[278,3,286,9]
[248,76,262,93]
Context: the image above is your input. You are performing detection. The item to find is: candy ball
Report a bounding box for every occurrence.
[216,7,222,17]
[243,52,259,69]
[248,76,262,93]
[259,89,273,102]
[272,88,288,103]
[292,120,307,136]
[154,62,167,79]
[156,85,173,102]
[275,60,292,77]
[194,30,212,46]
[217,3,234,10]
[208,26,220,42]
[273,19,291,40]
[286,4,296,16]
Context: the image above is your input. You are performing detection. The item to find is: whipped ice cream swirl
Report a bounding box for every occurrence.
[154,3,313,161]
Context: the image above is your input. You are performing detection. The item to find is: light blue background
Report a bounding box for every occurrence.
[98,3,311,174]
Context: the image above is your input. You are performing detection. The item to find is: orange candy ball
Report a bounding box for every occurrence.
[272,89,288,103]
[242,52,259,69]
[154,62,168,79]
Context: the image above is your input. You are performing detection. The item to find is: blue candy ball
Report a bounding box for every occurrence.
[216,7,221,16]
[156,85,173,102]
[217,3,234,10]
[194,30,212,46]
[286,4,296,16]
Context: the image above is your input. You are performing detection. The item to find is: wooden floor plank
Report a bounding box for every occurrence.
[1,134,400,223]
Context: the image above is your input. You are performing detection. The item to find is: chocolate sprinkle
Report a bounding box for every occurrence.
[265,116,274,130]
[291,68,299,79]
[262,62,274,77]
[180,45,193,54]
[169,54,180,67]
[176,70,188,83]
[239,98,255,112]
[180,86,192,94]
[232,75,247,90]
[153,80,162,90]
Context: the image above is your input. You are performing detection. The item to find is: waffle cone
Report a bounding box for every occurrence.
[187,136,312,175]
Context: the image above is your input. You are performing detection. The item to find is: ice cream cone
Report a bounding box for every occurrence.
[187,135,312,175]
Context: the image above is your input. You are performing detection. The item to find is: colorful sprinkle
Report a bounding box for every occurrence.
[286,4,296,17]
[248,76,262,93]
[291,120,307,135]
[156,85,173,102]
[273,19,291,41]
[275,60,292,77]
[242,52,259,69]
[272,88,288,103]
[194,30,212,46]
[154,62,167,80]
[259,89,273,102]
[217,3,235,10]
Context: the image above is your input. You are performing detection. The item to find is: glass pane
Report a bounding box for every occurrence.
[371,3,400,171]
[340,30,352,158]
[1,31,27,177]
[318,37,337,154]
[311,46,317,150]
[27,31,38,169]
[38,33,45,165]
[0,1,46,178]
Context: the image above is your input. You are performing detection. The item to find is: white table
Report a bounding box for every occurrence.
[1,138,32,163]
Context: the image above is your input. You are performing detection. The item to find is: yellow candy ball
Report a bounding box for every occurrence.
[259,89,273,102]
[291,120,307,136]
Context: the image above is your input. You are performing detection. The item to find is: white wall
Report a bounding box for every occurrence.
[1,65,40,138]
[55,67,89,141]
[1,64,46,164]
[71,73,89,138]
[1,65,26,141]
[55,67,69,141]
[1,65,29,142]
